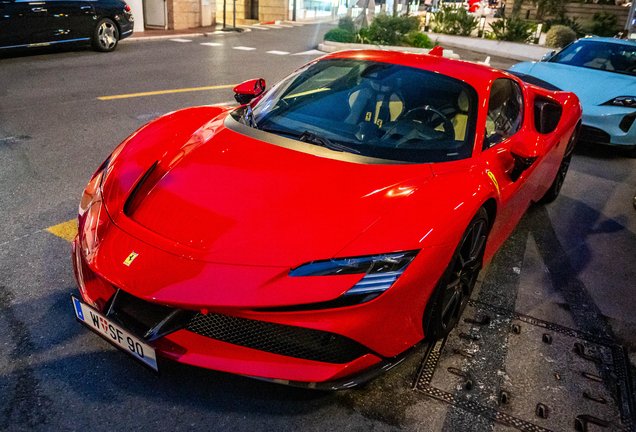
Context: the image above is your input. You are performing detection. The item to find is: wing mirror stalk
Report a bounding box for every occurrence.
[540,50,556,62]
[233,78,266,105]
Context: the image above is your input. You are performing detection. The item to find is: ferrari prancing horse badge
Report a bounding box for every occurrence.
[123,252,138,266]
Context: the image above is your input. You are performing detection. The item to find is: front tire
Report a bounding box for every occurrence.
[93,18,119,52]
[424,208,490,340]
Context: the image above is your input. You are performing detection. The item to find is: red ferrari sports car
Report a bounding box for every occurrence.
[72,49,581,389]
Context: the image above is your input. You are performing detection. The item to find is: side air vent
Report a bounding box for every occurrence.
[123,161,158,217]
[534,98,562,134]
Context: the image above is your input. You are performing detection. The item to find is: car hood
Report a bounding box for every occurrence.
[103,109,434,267]
[510,62,636,106]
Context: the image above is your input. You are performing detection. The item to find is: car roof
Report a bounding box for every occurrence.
[575,36,636,46]
[322,50,511,96]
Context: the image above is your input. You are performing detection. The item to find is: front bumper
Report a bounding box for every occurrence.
[581,105,636,148]
[116,14,134,40]
[72,193,454,384]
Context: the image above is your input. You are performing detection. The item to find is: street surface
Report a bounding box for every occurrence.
[1,23,635,431]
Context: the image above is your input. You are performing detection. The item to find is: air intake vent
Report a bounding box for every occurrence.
[124,161,158,217]
[186,313,371,364]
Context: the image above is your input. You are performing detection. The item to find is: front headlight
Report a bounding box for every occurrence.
[290,250,419,296]
[603,96,636,108]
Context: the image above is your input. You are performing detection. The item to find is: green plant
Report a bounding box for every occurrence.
[365,14,421,46]
[545,25,576,48]
[489,15,534,42]
[338,16,356,34]
[588,10,618,37]
[432,5,477,36]
[324,28,356,43]
[544,15,584,38]
[405,31,433,48]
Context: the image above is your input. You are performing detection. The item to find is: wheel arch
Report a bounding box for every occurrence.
[481,198,497,231]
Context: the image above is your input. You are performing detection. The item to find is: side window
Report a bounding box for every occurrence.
[484,78,523,149]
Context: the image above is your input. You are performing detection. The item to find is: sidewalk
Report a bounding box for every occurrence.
[122,17,338,43]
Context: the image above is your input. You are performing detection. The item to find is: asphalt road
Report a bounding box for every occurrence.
[1,24,635,432]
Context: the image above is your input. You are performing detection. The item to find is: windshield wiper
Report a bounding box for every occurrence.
[257,127,361,155]
[298,131,360,154]
[244,105,257,128]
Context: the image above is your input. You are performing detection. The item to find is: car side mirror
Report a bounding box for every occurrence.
[510,139,541,182]
[540,50,556,62]
[233,78,266,105]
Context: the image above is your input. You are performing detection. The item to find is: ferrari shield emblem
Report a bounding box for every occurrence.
[123,252,138,266]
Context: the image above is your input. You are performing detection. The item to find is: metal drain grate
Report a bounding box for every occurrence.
[414,300,635,432]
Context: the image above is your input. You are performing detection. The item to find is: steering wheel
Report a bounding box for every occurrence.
[380,106,455,147]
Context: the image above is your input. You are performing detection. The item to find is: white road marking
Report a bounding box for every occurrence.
[292,49,324,56]
[233,46,256,51]
[262,24,284,29]
[239,25,269,30]
[170,38,193,43]
[201,42,223,46]
[267,50,289,55]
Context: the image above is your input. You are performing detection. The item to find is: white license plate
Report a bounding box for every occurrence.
[72,296,158,371]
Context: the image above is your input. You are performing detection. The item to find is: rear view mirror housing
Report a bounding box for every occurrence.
[540,50,556,62]
[233,78,266,105]
[510,139,541,182]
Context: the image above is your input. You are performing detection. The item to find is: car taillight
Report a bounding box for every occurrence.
[124,4,131,11]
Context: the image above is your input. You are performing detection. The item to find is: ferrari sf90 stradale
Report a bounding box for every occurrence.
[72,49,581,389]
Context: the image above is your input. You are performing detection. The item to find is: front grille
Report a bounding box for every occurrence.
[186,313,371,364]
[579,125,611,144]
[105,289,195,341]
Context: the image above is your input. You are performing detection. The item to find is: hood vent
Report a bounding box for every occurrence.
[124,161,159,217]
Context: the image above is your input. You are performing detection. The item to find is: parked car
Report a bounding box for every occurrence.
[0,0,133,53]
[510,37,636,155]
[71,50,581,389]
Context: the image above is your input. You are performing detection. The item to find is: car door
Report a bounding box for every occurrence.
[479,78,544,257]
[45,0,95,43]
[0,0,50,48]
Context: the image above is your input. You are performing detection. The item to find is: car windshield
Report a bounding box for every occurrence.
[235,58,478,164]
[550,40,636,76]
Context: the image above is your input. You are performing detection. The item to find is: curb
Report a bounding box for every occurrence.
[317,40,460,59]
[426,33,553,62]
[122,33,206,42]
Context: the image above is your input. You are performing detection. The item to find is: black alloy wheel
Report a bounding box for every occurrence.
[540,153,572,204]
[424,207,489,340]
[540,128,578,204]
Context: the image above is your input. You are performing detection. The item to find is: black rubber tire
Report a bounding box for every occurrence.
[539,153,572,204]
[423,207,490,341]
[92,18,119,52]
[539,128,579,204]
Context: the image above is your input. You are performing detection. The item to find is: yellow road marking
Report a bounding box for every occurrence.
[98,84,237,100]
[46,219,77,242]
